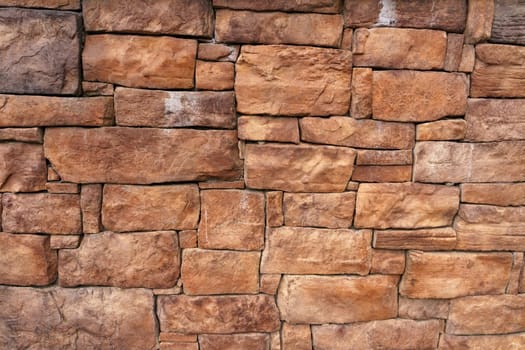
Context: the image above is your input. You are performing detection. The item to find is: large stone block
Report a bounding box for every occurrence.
[466,99,525,141]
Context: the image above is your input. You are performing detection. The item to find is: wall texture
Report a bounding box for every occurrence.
[1,0,525,349]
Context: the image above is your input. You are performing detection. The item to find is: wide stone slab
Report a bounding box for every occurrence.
[439,334,525,350]
[461,183,525,206]
[277,275,398,324]
[466,99,525,141]
[245,143,355,192]
[44,127,241,184]
[235,45,351,116]
[0,286,156,349]
[374,228,457,251]
[0,8,79,94]
[213,0,341,13]
[0,143,46,192]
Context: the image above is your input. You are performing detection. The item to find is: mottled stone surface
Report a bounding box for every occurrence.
[198,43,239,61]
[465,0,494,43]
[260,274,281,295]
[439,334,525,349]
[82,81,113,96]
[80,184,101,234]
[199,334,270,350]
[0,128,42,143]
[351,67,373,118]
[0,143,46,192]
[46,182,78,194]
[466,99,525,141]
[282,324,312,350]
[0,0,79,8]
[238,116,299,143]
[0,286,156,349]
[461,183,525,206]
[356,150,412,165]
[49,235,80,249]
[370,249,405,274]
[213,0,341,13]
[491,0,525,45]
[417,119,466,141]
[374,228,457,250]
[399,297,450,320]
[196,61,234,91]
[352,165,412,182]
[444,33,464,71]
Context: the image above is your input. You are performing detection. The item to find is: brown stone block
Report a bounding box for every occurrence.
[374,228,457,251]
[398,297,450,320]
[466,99,525,142]
[82,81,113,96]
[0,0,79,9]
[196,61,234,91]
[461,183,525,206]
[199,334,270,350]
[0,128,42,143]
[465,0,494,43]
[352,165,412,182]
[49,235,80,249]
[444,33,464,71]
[351,67,373,118]
[370,249,405,275]
[198,43,239,62]
[416,119,466,141]
[439,334,525,350]
[238,116,299,143]
[0,143,46,192]
[491,0,525,45]
[80,184,102,234]
[282,323,311,350]
[260,274,281,295]
[458,44,475,72]
[46,182,79,194]
[179,230,197,249]
[213,0,341,13]
[266,191,283,227]
[356,150,412,165]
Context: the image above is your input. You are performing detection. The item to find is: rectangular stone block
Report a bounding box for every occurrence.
[80,184,101,234]
[466,99,525,141]
[416,119,466,141]
[282,324,311,350]
[370,249,405,275]
[444,33,464,71]
[49,235,80,249]
[195,60,234,90]
[0,143,46,192]
[82,81,113,96]
[356,150,412,165]
[461,183,525,206]
[352,165,412,182]
[439,334,525,350]
[399,297,450,320]
[238,116,299,143]
[213,0,341,13]
[374,228,457,251]
[198,43,239,62]
[491,0,525,45]
[351,67,373,118]
[266,191,283,227]
[0,128,42,143]
[199,334,270,350]
[465,0,494,43]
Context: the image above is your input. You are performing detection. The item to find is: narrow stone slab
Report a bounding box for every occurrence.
[352,165,412,183]
[0,0,79,8]
[399,297,450,320]
[0,128,42,143]
[491,0,525,45]
[357,150,412,165]
[213,0,341,13]
[199,334,270,350]
[465,0,494,43]
[417,119,466,141]
[0,143,46,192]
[461,183,525,206]
[374,228,457,251]
[439,334,525,350]
[466,99,525,141]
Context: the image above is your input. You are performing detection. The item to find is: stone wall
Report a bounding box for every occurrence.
[1,0,525,349]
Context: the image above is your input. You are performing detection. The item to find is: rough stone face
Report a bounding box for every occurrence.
[0,143,46,192]
[447,295,525,335]
[181,249,260,295]
[102,184,199,232]
[82,81,113,96]
[158,295,280,333]
[374,228,457,250]
[466,99,525,141]
[45,182,78,194]
[300,116,415,149]
[236,45,351,116]
[355,183,459,229]
[508,253,524,294]
[491,0,525,45]
[216,10,342,47]
[3,193,81,234]
[196,61,234,91]
[44,127,241,184]
[372,71,468,121]
[266,192,283,227]
[282,323,312,350]
[399,297,450,320]
[400,251,513,299]
[0,0,79,8]
[458,44,475,72]
[0,128,42,143]
[199,334,270,350]
[83,35,197,89]
[213,0,341,13]
[245,143,355,192]
[439,334,525,350]
[238,116,299,143]
[353,28,446,69]
[461,183,525,206]
[370,249,405,274]
[471,44,525,98]
[198,43,239,61]
[465,0,494,43]
[352,165,412,182]
[49,235,80,249]
[417,119,466,141]
[0,233,56,286]
[351,67,373,118]
[356,150,412,165]
[283,192,355,228]
[0,95,113,127]
[80,184,102,234]
[261,227,371,275]
[83,0,213,37]
[454,204,525,251]
[414,141,525,182]
[277,275,398,324]
[0,286,156,349]
[260,274,281,295]
[59,231,179,288]
[313,319,443,350]
[444,33,464,71]
[0,8,79,94]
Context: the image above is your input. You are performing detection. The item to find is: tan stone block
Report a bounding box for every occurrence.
[199,334,270,350]
[82,81,113,96]
[266,191,283,227]
[466,99,525,142]
[341,28,353,49]
[0,0,79,9]
[370,249,405,275]
[416,119,466,141]
[80,184,101,234]
[458,44,475,72]
[196,61,234,91]
[507,253,524,294]
[277,275,398,324]
[0,143,46,192]
[444,33,464,71]
[260,274,281,295]
[400,251,513,299]
[238,116,299,143]
[492,0,525,45]
[0,128,42,143]
[261,227,371,275]
[198,43,239,61]
[198,180,244,190]
[83,35,197,89]
[271,331,280,350]
[46,182,79,194]
[282,323,311,350]
[179,230,197,249]
[160,333,197,343]
[236,45,351,116]
[374,228,457,251]
[439,334,525,350]
[352,165,412,182]
[351,67,372,118]
[465,0,494,43]
[346,181,360,191]
[398,297,450,320]
[356,150,412,165]
[213,0,341,13]
[49,235,80,249]
[0,233,56,286]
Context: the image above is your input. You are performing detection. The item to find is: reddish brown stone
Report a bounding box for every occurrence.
[83,0,212,37]
[59,231,179,288]
[236,45,351,116]
[46,182,79,194]
[266,191,283,227]
[199,334,270,350]
[0,0,79,9]
[444,34,464,71]
[83,35,197,89]
[465,0,494,43]
[198,180,244,190]
[158,295,280,333]
[261,227,371,275]
[400,251,513,298]
[278,275,398,324]
[82,81,113,96]
[352,165,412,182]
[260,274,281,295]
[245,143,355,192]
[461,183,525,207]
[508,253,524,294]
[238,116,299,143]
[0,8,79,94]
[102,184,199,232]
[160,333,197,343]
[45,127,241,184]
[399,297,450,320]
[0,233,56,286]
[179,230,197,249]
[374,228,457,250]
[282,323,311,350]
[439,334,525,350]
[0,143,46,192]
[357,150,412,165]
[417,119,466,141]
[466,99,525,142]
[458,44,475,72]
[341,28,353,49]
[3,193,80,234]
[80,184,101,234]
[0,128,42,143]
[213,0,341,13]
[351,67,373,118]
[491,0,525,45]
[370,249,405,274]
[161,343,197,350]
[196,61,234,91]
[49,235,80,249]
[198,43,239,62]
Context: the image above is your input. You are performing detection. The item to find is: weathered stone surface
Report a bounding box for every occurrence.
[83,0,212,37]
[81,184,101,234]
[465,0,494,43]
[0,233,56,286]
[461,183,525,206]
[198,43,239,62]
[399,297,450,320]
[82,81,113,96]
[49,235,80,249]
[373,71,468,122]
[458,44,475,72]
[198,180,244,190]
[300,116,415,149]
[160,333,197,343]
[447,295,525,335]
[213,0,341,13]
[0,8,79,94]
[313,319,443,350]
[261,227,371,275]
[161,343,197,350]
[47,167,60,181]
[45,127,241,184]
[282,324,311,350]
[115,88,235,129]
[59,231,179,288]
[355,183,459,229]
[83,35,197,89]
[454,204,525,251]
[417,119,466,141]
[0,128,42,143]
[0,95,113,127]
[351,67,372,118]
[260,274,281,295]
[182,249,260,295]
[352,165,412,182]
[357,150,412,165]
[46,182,78,194]
[278,275,398,324]
[3,193,81,234]
[199,190,264,250]
[0,0,79,8]
[491,0,525,45]
[439,334,525,350]
[216,10,342,47]
[341,28,353,49]
[265,191,283,228]
[196,61,234,91]
[238,116,299,143]
[444,33,464,71]
[466,99,525,141]
[158,295,280,333]
[370,249,405,274]
[0,286,156,349]
[400,251,513,299]
[414,141,525,182]
[102,185,199,232]
[374,228,457,250]
[471,44,525,98]
[245,143,355,192]
[236,45,351,116]
[508,253,524,294]
[179,230,197,249]
[353,28,446,69]
[283,192,355,228]
[199,334,270,350]
[344,0,466,31]
[0,143,45,192]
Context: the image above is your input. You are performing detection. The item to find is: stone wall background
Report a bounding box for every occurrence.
[1,0,525,349]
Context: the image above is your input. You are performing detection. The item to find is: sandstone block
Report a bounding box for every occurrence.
[213,0,341,13]
[179,230,197,249]
[83,35,197,89]
[49,235,80,249]
[374,228,457,250]
[458,44,475,72]
[260,274,281,295]
[196,61,234,91]
[238,116,299,143]
[491,0,525,45]
[466,99,525,141]
[0,128,42,143]
[399,297,450,320]
[465,0,494,43]
[351,67,373,118]
[82,81,113,96]
[356,150,412,165]
[199,334,270,350]
[341,28,353,49]
[198,43,239,61]
[80,184,101,234]
[0,143,45,192]
[461,183,525,206]
[198,180,244,190]
[236,45,351,116]
[444,33,464,71]
[160,333,197,343]
[370,249,405,275]
[0,0,79,9]
[266,191,284,227]
[416,119,466,141]
[45,182,78,194]
[508,253,524,294]
[441,334,525,349]
[282,324,311,350]
[352,165,412,182]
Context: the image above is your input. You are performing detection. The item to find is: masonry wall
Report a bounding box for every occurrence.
[1,0,525,349]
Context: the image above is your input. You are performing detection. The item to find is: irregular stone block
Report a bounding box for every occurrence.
[213,0,341,13]
[351,67,373,118]
[0,143,46,192]
[82,81,113,96]
[461,183,525,206]
[198,43,239,61]
[399,297,450,320]
[260,274,281,295]
[45,182,78,194]
[374,228,457,250]
[370,249,405,274]
[0,0,79,9]
[199,334,270,350]
[444,33,464,71]
[466,99,525,141]
[80,184,101,234]
[49,235,80,249]
[282,323,311,350]
[465,0,494,43]
[266,192,283,227]
[416,119,466,141]
[238,116,299,143]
